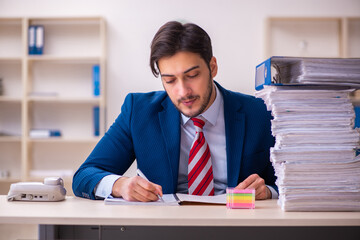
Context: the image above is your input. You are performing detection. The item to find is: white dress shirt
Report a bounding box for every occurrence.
[177,84,227,194]
[95,84,278,199]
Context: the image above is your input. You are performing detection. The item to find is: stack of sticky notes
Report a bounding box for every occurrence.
[226,188,255,209]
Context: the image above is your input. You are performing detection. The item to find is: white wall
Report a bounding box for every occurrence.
[1,0,360,128]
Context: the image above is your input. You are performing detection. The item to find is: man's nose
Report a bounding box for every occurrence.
[177,79,191,97]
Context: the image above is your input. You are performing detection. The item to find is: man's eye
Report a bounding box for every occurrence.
[164,79,175,84]
[188,73,199,79]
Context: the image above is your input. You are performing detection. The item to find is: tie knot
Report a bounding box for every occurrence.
[191,117,205,130]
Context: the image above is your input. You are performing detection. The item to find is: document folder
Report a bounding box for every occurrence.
[93,106,100,137]
[35,25,44,54]
[92,65,100,96]
[255,56,360,91]
[28,25,44,55]
[28,25,36,54]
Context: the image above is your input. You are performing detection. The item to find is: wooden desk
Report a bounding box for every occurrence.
[1,196,359,240]
[1,196,359,226]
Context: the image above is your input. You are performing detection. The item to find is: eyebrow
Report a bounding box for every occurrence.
[161,65,200,77]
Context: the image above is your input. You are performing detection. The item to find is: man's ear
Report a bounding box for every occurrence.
[209,56,218,78]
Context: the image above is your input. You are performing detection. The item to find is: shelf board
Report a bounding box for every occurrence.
[268,17,342,22]
[0,178,21,183]
[0,57,22,62]
[0,136,22,142]
[0,17,23,21]
[28,176,73,184]
[28,96,101,104]
[29,137,101,143]
[27,55,101,63]
[29,16,103,22]
[0,96,22,102]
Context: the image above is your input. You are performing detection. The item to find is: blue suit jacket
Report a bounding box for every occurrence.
[72,82,276,199]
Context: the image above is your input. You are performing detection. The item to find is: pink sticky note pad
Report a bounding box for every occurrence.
[226,188,255,209]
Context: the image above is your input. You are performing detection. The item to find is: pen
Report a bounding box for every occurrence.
[136,169,164,202]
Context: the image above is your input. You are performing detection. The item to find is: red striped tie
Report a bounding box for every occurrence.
[188,117,215,196]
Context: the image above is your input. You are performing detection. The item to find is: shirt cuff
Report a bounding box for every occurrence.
[266,185,279,199]
[94,174,122,199]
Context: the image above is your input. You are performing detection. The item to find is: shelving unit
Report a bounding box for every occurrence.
[0,17,106,194]
[265,17,360,58]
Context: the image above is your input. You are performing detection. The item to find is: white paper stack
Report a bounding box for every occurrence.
[271,58,360,87]
[256,85,360,211]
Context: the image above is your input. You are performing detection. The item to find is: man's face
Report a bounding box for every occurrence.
[158,51,218,118]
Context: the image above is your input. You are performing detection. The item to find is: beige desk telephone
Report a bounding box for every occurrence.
[7,177,66,202]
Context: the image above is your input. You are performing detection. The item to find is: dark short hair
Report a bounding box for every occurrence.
[150,21,213,77]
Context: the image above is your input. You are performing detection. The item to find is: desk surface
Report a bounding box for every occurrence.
[0,196,359,226]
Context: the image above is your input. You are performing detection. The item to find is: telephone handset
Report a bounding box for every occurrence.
[7,177,67,202]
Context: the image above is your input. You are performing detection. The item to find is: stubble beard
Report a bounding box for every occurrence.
[174,77,214,118]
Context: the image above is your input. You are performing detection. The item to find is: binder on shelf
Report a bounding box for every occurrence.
[35,25,44,54]
[255,56,360,91]
[29,129,61,138]
[28,25,44,55]
[93,65,100,96]
[93,106,100,137]
[28,25,36,54]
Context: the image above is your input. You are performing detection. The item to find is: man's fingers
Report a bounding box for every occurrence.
[235,174,270,200]
[113,176,162,202]
[254,185,267,199]
[247,177,264,190]
[247,178,269,200]
[154,184,163,197]
[236,174,259,189]
[136,176,163,197]
[134,177,161,201]
[133,188,158,202]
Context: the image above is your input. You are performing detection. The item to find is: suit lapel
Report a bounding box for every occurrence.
[158,97,181,192]
[217,83,245,187]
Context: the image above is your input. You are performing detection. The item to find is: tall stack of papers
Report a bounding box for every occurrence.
[255,85,360,211]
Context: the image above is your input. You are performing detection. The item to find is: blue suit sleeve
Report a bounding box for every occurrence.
[72,94,136,199]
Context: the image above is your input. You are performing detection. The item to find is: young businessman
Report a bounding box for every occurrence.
[72,21,277,201]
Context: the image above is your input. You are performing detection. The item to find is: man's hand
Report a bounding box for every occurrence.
[235,174,271,200]
[111,176,163,202]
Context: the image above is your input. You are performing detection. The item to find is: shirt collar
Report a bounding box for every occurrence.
[181,83,222,126]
